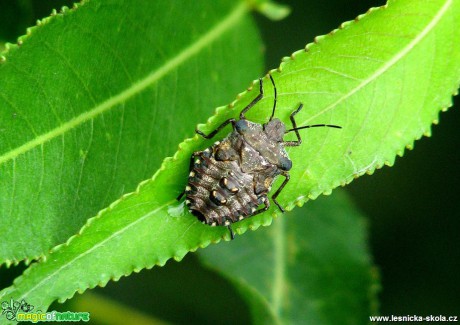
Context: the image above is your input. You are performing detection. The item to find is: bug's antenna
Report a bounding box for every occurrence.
[285,124,342,133]
[268,74,277,121]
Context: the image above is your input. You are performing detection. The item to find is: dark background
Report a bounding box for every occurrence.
[1,0,459,321]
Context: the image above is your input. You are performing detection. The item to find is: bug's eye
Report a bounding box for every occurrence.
[279,157,292,171]
[235,120,249,133]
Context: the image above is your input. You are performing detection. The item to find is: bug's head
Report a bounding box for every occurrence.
[263,118,286,142]
[279,155,292,171]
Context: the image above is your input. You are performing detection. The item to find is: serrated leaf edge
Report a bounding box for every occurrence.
[0,1,88,62]
[3,0,460,311]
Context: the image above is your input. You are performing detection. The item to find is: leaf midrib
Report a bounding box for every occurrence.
[0,1,248,165]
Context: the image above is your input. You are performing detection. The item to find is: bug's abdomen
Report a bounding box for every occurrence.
[185,151,260,226]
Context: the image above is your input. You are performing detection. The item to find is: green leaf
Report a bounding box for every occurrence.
[1,0,459,318]
[0,0,262,264]
[199,190,378,324]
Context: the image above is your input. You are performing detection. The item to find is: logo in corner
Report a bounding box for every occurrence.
[1,299,34,321]
[1,299,90,323]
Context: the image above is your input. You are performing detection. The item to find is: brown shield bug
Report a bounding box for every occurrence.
[178,75,341,239]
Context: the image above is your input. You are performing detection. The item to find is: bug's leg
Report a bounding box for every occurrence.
[251,196,270,217]
[177,151,203,200]
[272,172,290,212]
[284,103,341,146]
[176,191,185,201]
[283,103,303,147]
[227,225,235,240]
[196,119,236,139]
[239,78,264,119]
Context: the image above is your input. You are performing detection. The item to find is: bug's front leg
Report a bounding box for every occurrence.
[272,172,290,212]
[284,104,303,147]
[284,103,341,146]
[239,78,264,119]
[196,118,236,139]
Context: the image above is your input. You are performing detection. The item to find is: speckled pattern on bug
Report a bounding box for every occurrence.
[178,75,341,239]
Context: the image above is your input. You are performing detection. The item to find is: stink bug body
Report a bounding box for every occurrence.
[178,75,341,239]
